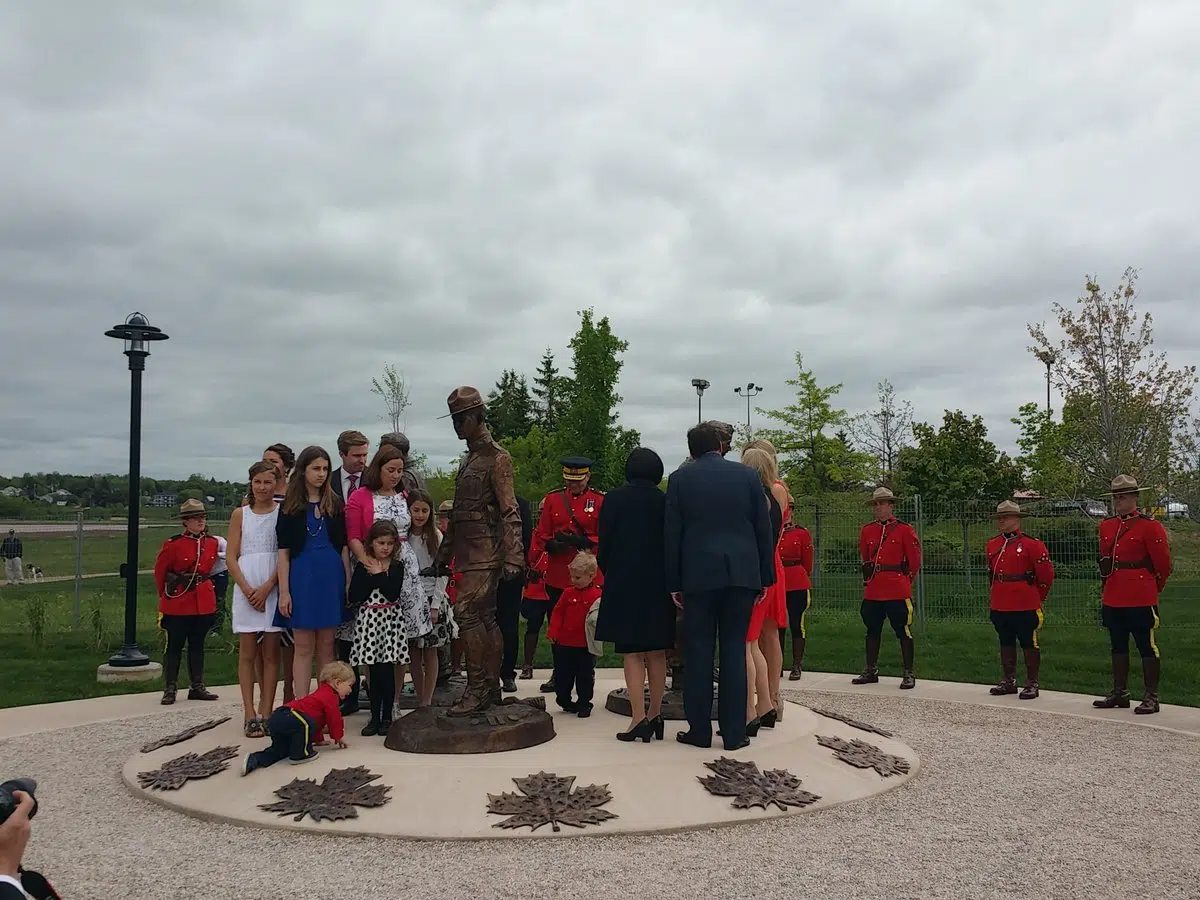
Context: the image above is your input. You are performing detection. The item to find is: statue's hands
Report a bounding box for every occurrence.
[502,564,522,581]
[419,564,452,578]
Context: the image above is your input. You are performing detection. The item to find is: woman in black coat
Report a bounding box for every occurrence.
[596,447,674,743]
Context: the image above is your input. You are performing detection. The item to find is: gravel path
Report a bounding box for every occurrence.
[5,689,1198,900]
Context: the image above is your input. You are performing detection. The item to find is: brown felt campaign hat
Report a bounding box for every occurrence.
[866,486,899,505]
[439,386,485,419]
[994,500,1026,518]
[1104,474,1151,496]
[437,499,454,513]
[179,499,207,519]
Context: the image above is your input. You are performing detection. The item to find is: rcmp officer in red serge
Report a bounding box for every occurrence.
[153,499,221,705]
[986,499,1054,699]
[525,456,605,692]
[777,508,814,681]
[854,486,921,689]
[1093,474,1172,715]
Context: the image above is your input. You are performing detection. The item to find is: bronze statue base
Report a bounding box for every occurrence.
[604,687,717,721]
[384,697,555,754]
[395,674,466,710]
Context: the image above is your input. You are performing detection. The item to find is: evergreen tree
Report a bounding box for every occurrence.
[486,369,536,442]
[531,349,569,431]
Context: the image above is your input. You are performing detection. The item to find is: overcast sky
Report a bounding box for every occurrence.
[1,1,1197,481]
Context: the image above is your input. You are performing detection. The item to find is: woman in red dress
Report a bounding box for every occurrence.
[742,446,789,726]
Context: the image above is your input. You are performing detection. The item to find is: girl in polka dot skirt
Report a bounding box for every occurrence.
[348,519,410,736]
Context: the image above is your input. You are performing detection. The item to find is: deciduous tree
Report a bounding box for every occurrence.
[1011,402,1079,498]
[370,364,411,434]
[847,379,913,487]
[754,352,869,495]
[1028,268,1197,493]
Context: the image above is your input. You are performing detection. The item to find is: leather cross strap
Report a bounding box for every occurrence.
[559,488,590,540]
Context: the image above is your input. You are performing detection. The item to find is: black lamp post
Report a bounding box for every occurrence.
[690,378,710,424]
[734,382,762,431]
[104,313,169,667]
[1033,349,1057,415]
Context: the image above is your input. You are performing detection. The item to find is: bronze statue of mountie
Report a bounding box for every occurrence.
[387,387,553,754]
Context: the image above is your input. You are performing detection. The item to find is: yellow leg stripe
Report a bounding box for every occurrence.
[799,607,808,640]
[1149,608,1160,658]
[903,598,914,639]
[290,709,311,751]
[1032,608,1043,650]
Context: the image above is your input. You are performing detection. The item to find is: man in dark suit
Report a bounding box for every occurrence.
[665,423,776,751]
[495,495,533,693]
[330,429,370,714]
[330,430,370,502]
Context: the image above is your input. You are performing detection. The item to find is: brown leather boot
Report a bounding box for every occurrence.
[899,637,916,689]
[161,683,177,705]
[990,646,1018,695]
[852,637,881,684]
[1135,656,1160,715]
[447,630,493,717]
[1019,648,1040,699]
[1093,654,1131,708]
[188,683,219,701]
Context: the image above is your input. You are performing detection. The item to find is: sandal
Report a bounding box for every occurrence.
[244,718,264,739]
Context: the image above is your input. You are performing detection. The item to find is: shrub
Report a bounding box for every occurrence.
[25,594,47,648]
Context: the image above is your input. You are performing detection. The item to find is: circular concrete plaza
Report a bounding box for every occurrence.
[2,670,1198,900]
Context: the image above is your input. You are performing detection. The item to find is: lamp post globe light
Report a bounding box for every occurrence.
[690,378,710,424]
[97,313,170,684]
[734,381,762,430]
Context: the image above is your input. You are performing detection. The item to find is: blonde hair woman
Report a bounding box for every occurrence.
[741,447,789,727]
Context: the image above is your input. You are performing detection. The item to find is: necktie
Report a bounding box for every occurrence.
[348,474,358,493]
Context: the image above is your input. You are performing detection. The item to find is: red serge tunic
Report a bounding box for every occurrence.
[1099,512,1172,608]
[778,524,814,592]
[284,682,346,742]
[547,585,601,648]
[859,518,920,601]
[154,532,220,617]
[529,488,605,590]
[986,531,1054,612]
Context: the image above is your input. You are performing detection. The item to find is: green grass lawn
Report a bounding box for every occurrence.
[1,575,1196,709]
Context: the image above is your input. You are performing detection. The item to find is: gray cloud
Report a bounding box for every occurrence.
[1,1,1197,481]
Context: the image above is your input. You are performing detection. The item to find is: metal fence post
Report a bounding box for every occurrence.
[914,494,926,633]
[73,510,83,631]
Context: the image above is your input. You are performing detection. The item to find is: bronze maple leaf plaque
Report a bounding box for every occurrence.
[815,735,911,777]
[137,745,240,790]
[486,771,617,833]
[697,757,821,811]
[809,707,894,738]
[140,717,232,753]
[259,766,392,823]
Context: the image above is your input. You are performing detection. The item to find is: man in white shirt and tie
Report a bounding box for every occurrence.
[331,430,370,501]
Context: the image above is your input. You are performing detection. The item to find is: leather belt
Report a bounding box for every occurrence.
[1114,558,1153,571]
[781,559,807,568]
[873,563,906,573]
[993,573,1034,584]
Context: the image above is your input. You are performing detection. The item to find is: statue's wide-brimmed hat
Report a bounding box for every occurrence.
[179,499,207,519]
[1104,474,1151,496]
[994,499,1026,518]
[561,456,593,481]
[379,432,410,453]
[439,386,485,419]
[866,486,899,505]
[437,499,454,514]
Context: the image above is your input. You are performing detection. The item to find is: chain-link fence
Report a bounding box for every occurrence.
[4,493,1197,633]
[792,495,1199,629]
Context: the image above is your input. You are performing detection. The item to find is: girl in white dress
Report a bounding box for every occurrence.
[226,461,282,738]
[407,489,458,706]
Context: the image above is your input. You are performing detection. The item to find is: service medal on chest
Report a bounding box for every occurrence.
[584,498,595,513]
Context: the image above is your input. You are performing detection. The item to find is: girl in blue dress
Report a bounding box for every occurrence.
[276,446,350,698]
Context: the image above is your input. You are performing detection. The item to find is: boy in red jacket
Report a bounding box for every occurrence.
[241,662,354,774]
[547,552,601,717]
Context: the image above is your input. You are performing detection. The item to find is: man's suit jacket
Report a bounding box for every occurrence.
[330,467,356,502]
[664,451,775,595]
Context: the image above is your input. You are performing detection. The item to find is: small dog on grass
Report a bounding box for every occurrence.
[27,564,44,583]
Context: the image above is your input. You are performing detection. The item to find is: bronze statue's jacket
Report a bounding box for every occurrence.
[436,427,524,574]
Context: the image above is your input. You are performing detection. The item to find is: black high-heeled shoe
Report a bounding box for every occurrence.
[361,720,380,737]
[649,714,665,740]
[719,718,761,738]
[616,719,653,743]
[760,708,778,729]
